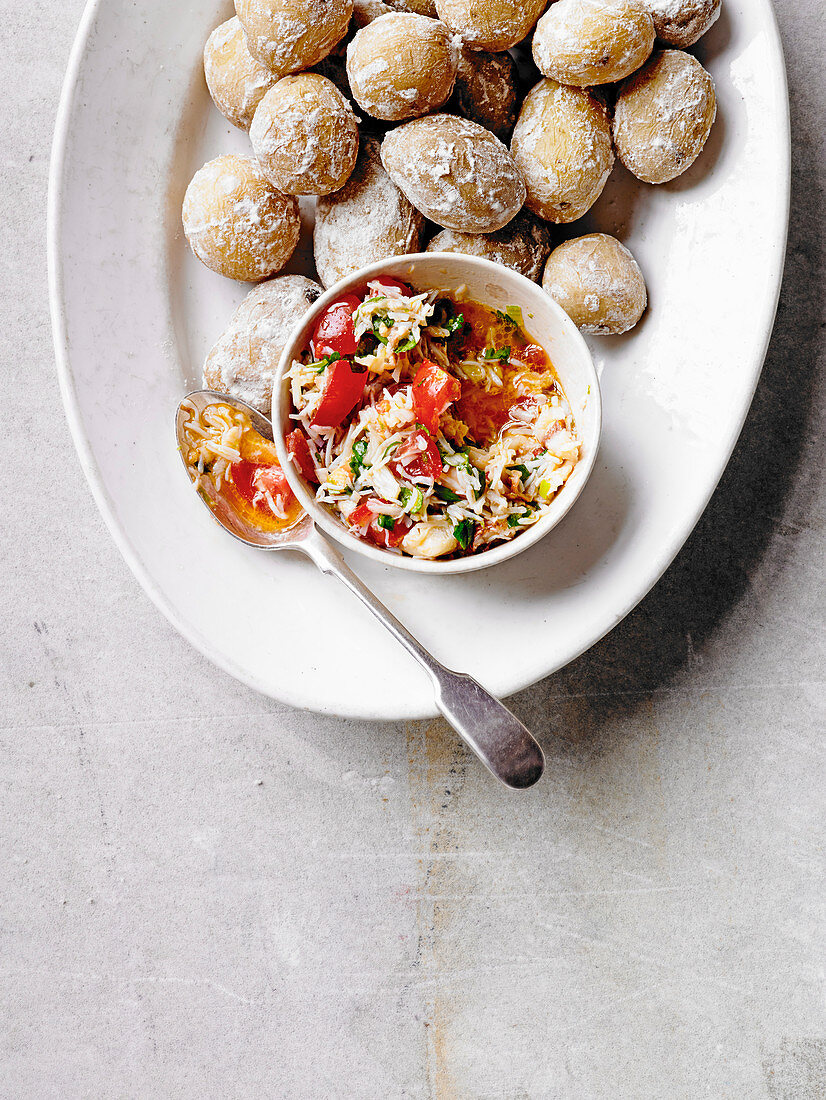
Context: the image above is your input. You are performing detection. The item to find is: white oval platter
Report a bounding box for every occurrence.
[49,0,790,720]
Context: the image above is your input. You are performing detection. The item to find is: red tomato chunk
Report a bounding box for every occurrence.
[311,293,361,359]
[286,429,318,483]
[411,360,461,434]
[311,360,368,428]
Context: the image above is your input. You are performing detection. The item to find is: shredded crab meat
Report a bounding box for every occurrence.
[287,287,581,559]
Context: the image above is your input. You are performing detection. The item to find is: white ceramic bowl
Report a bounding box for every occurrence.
[272,253,602,574]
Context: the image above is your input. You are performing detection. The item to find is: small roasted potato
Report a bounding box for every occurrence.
[250,73,359,196]
[435,0,547,52]
[532,0,655,87]
[353,0,437,25]
[346,13,459,121]
[510,79,613,224]
[203,18,278,131]
[427,209,552,282]
[642,0,721,47]
[182,154,300,282]
[381,114,526,233]
[352,0,393,24]
[449,46,519,142]
[542,233,647,335]
[314,137,426,287]
[613,49,717,184]
[204,276,323,413]
[235,0,353,77]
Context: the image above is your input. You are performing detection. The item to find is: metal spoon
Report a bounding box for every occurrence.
[176,390,545,789]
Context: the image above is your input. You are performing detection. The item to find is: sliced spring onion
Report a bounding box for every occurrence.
[349,439,368,478]
[399,486,424,514]
[377,515,395,531]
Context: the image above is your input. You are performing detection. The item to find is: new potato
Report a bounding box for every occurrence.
[435,0,547,52]
[427,209,552,282]
[203,17,278,131]
[235,0,353,77]
[314,137,426,287]
[182,154,300,282]
[346,13,459,121]
[532,0,655,87]
[613,49,717,184]
[250,73,359,195]
[381,114,527,233]
[543,233,647,335]
[511,79,614,223]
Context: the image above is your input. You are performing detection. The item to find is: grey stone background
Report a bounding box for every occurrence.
[2,1,824,1096]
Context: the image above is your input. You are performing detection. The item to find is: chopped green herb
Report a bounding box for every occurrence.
[309,351,341,372]
[377,515,395,531]
[482,346,511,362]
[507,508,534,528]
[508,463,531,481]
[350,439,368,478]
[434,485,462,503]
[445,312,464,335]
[371,315,391,344]
[453,519,475,550]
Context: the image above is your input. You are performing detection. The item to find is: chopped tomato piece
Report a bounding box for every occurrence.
[231,461,293,511]
[411,360,461,434]
[521,343,547,369]
[370,276,412,298]
[311,360,368,428]
[392,431,443,479]
[311,293,361,359]
[348,500,409,548]
[286,429,318,484]
[348,502,374,528]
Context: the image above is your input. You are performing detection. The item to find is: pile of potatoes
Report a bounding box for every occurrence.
[183,0,721,411]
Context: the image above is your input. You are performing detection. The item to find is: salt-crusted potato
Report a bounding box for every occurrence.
[182,155,300,282]
[542,233,647,335]
[314,137,426,288]
[613,50,717,184]
[203,18,278,131]
[235,0,353,77]
[449,47,519,142]
[435,0,547,52]
[352,0,393,24]
[381,115,526,233]
[510,79,613,224]
[250,74,359,196]
[642,0,721,47]
[346,13,459,121]
[427,209,552,282]
[532,0,655,87]
[204,276,323,413]
[353,0,437,25]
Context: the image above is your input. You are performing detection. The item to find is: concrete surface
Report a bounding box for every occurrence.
[1,1,825,1096]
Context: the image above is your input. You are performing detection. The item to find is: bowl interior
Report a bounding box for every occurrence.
[273,253,602,574]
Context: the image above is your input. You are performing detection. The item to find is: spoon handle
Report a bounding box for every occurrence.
[302,532,545,790]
